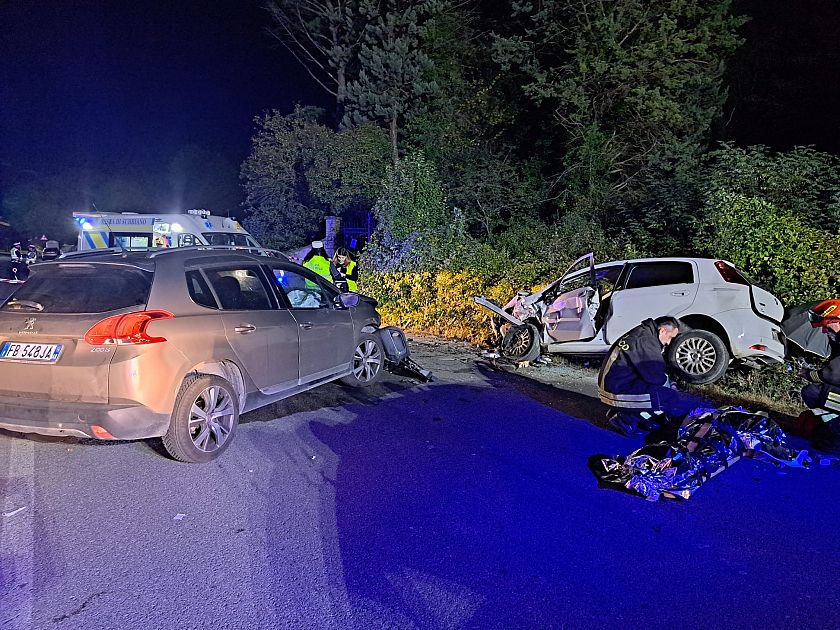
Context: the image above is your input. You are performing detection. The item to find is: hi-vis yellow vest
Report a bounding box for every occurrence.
[303,255,332,280]
[345,260,358,292]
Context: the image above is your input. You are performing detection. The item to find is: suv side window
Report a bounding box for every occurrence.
[205,267,273,310]
[271,268,331,309]
[186,270,218,309]
[623,261,694,290]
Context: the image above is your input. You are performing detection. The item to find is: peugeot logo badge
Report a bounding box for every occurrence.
[23,317,36,331]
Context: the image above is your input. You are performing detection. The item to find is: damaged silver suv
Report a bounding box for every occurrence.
[475,253,785,384]
[0,248,384,462]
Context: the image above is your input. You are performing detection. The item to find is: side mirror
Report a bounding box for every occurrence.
[338,292,360,309]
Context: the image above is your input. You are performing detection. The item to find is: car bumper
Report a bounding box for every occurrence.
[0,394,170,440]
[721,313,785,365]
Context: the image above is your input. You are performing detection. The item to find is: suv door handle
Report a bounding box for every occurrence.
[234,325,256,334]
[670,291,688,296]
[299,322,313,330]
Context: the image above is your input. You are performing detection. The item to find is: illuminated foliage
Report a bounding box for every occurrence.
[372,152,448,241]
[240,107,389,249]
[707,192,840,304]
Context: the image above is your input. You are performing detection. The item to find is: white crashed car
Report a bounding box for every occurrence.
[475,254,785,384]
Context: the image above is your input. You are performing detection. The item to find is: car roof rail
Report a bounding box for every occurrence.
[59,247,131,259]
[147,245,288,259]
[61,245,288,260]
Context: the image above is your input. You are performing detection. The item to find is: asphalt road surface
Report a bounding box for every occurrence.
[2,336,839,629]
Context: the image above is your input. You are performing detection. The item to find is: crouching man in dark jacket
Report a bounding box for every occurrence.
[598,317,699,435]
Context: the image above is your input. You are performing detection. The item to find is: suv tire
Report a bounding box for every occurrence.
[341,333,385,387]
[668,329,728,384]
[500,323,541,363]
[163,374,240,463]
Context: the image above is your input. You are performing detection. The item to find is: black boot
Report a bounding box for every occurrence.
[606,409,645,437]
[813,415,840,454]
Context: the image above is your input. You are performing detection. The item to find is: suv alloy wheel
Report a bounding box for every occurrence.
[163,374,240,463]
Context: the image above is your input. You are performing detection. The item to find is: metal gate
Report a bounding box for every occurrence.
[339,211,374,251]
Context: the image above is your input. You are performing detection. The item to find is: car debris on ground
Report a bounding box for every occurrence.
[379,326,433,382]
[591,407,811,501]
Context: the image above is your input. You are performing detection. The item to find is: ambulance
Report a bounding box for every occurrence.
[73,209,265,252]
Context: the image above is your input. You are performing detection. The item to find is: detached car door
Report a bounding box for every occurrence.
[268,265,353,386]
[604,260,699,344]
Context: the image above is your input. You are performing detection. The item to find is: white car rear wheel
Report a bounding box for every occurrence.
[668,330,729,384]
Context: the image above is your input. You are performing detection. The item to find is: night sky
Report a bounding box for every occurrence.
[727,0,840,153]
[1,0,838,214]
[0,0,327,209]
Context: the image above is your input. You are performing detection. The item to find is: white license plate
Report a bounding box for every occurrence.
[0,341,63,363]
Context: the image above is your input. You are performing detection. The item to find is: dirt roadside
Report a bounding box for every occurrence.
[405,332,596,394]
[404,332,800,429]
[399,332,612,431]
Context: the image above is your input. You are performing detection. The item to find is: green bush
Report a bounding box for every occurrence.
[704,144,840,230]
[374,153,450,241]
[707,191,840,304]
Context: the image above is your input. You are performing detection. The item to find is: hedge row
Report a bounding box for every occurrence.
[360,270,519,345]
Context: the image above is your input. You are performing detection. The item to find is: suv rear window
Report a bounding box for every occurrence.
[0,265,152,313]
[623,262,694,289]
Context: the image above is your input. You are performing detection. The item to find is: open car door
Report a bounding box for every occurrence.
[539,253,600,343]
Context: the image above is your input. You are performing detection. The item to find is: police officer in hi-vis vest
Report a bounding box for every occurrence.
[302,241,338,288]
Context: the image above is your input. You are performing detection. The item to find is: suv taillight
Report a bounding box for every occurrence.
[84,310,174,345]
[714,261,749,286]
